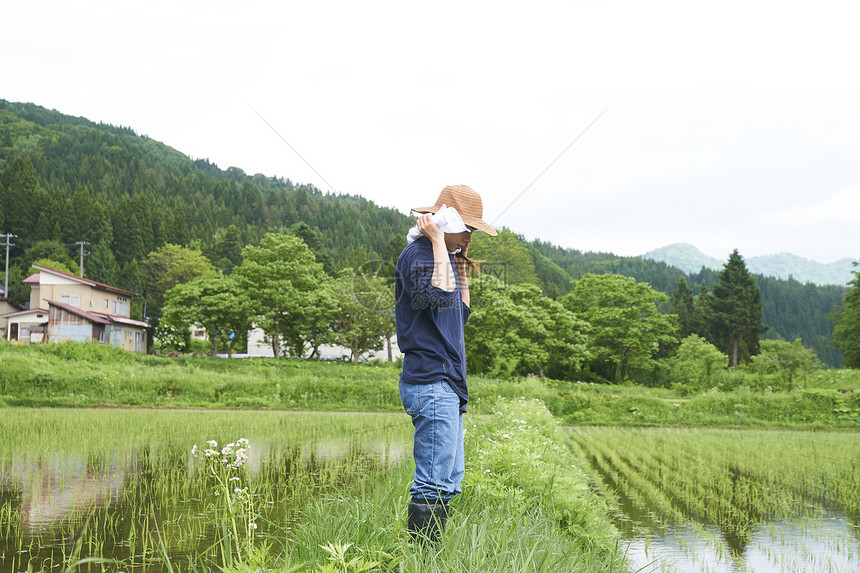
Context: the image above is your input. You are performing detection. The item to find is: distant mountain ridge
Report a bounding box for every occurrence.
[640,243,856,286]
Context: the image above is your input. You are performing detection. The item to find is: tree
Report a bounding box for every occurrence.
[233,233,329,358]
[290,222,334,275]
[670,279,695,338]
[206,224,243,273]
[30,258,76,275]
[691,281,714,340]
[754,338,822,391]
[466,275,590,379]
[467,228,540,287]
[302,281,339,360]
[142,244,217,320]
[561,273,678,383]
[162,275,253,357]
[669,334,728,391]
[709,250,768,370]
[830,262,860,368]
[22,241,79,275]
[330,268,395,363]
[1,153,39,236]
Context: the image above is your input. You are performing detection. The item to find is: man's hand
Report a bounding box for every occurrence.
[417,213,444,245]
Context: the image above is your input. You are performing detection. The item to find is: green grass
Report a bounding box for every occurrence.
[271,398,630,572]
[2,340,859,429]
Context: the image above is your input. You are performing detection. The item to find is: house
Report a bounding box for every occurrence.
[1,265,151,352]
[246,326,402,362]
[0,295,23,334]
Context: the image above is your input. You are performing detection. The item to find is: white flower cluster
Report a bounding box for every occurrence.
[192,437,251,468]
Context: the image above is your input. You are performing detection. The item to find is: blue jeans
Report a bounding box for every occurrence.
[399,379,465,502]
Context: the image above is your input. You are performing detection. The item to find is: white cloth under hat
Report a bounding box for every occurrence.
[406,204,470,254]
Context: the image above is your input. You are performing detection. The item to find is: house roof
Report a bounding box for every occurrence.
[47,300,113,325]
[30,265,137,297]
[91,312,151,329]
[0,307,50,320]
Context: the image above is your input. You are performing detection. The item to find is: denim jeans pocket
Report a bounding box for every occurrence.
[400,380,422,416]
[441,381,454,393]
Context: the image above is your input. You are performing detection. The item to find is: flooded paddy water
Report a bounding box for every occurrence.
[0,409,412,573]
[569,426,860,573]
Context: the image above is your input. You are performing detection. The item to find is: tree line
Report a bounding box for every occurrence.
[0,99,854,370]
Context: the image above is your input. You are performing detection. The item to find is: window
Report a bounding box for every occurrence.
[104,298,109,309]
[98,331,105,343]
[61,295,81,307]
[113,297,129,317]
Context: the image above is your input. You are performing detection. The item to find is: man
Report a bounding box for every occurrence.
[394,184,497,545]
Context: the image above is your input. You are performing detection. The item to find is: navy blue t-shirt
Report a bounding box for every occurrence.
[395,237,471,411]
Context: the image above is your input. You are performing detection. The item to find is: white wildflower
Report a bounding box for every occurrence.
[249,522,258,530]
[191,445,198,456]
[502,434,512,439]
[237,438,250,447]
[207,440,218,448]
[229,476,241,482]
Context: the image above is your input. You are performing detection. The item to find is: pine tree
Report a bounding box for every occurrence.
[709,250,768,369]
[691,282,713,341]
[1,153,39,236]
[670,279,695,337]
[830,262,860,368]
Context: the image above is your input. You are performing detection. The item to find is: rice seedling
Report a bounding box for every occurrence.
[0,409,413,572]
[569,426,860,572]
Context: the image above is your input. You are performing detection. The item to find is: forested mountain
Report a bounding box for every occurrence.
[642,242,855,286]
[0,100,850,366]
[0,100,412,292]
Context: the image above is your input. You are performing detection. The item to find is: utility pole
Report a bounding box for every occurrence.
[75,241,90,278]
[2,233,16,300]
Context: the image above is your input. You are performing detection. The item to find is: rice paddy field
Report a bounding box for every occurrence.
[2,403,858,572]
[569,427,860,572]
[0,409,413,573]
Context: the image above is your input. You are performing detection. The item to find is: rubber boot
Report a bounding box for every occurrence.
[407,498,448,547]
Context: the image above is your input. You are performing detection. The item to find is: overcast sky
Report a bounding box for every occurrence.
[3,1,859,263]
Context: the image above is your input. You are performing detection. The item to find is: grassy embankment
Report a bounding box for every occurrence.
[1,340,858,429]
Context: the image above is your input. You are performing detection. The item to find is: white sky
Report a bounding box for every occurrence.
[3,0,859,263]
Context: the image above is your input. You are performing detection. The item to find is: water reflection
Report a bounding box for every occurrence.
[5,451,133,533]
[0,432,409,573]
[624,516,859,573]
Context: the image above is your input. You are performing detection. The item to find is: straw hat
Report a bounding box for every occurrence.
[412,185,498,236]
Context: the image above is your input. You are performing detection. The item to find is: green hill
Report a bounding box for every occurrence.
[640,243,723,273]
[642,242,856,286]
